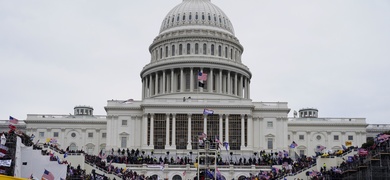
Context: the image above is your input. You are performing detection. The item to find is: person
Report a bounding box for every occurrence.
[323,163,327,171]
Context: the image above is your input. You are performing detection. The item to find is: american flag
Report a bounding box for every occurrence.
[9,116,18,124]
[198,72,208,81]
[41,169,55,180]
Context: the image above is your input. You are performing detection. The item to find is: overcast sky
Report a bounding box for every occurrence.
[1,0,389,124]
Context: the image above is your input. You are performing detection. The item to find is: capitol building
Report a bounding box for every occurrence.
[23,0,367,164]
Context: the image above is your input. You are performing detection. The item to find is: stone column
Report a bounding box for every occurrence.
[155,73,158,95]
[142,114,148,148]
[171,69,174,93]
[203,114,207,134]
[150,114,154,147]
[234,73,238,96]
[244,77,248,99]
[200,68,204,92]
[187,114,192,150]
[219,114,223,142]
[172,114,176,148]
[239,75,243,98]
[165,114,170,148]
[241,114,245,148]
[210,68,214,92]
[190,68,194,92]
[225,114,229,150]
[162,71,166,94]
[248,115,253,148]
[227,71,231,94]
[180,68,184,92]
[142,77,145,99]
[219,70,223,93]
[248,79,251,99]
[149,75,153,96]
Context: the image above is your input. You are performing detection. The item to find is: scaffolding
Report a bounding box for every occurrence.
[197,140,218,180]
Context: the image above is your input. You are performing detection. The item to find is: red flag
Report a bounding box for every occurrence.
[8,124,16,131]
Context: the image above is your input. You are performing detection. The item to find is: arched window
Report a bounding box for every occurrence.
[195,12,198,20]
[218,45,222,56]
[208,13,211,21]
[172,16,175,23]
[69,143,77,151]
[211,44,215,55]
[165,46,168,58]
[189,12,192,20]
[172,175,182,180]
[177,14,180,22]
[195,43,199,54]
[202,13,205,20]
[183,13,186,21]
[231,49,233,60]
[160,48,162,59]
[172,45,175,56]
[187,43,191,54]
[179,44,183,55]
[214,14,217,22]
[203,43,207,55]
[225,47,228,58]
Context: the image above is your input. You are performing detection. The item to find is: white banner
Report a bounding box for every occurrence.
[0,159,12,167]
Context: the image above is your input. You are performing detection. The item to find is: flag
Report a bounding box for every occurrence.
[41,169,54,180]
[223,142,229,151]
[316,145,326,152]
[9,116,18,124]
[198,132,207,139]
[203,109,214,115]
[0,159,12,167]
[0,144,8,152]
[215,136,222,145]
[289,141,298,148]
[0,134,6,145]
[198,72,208,81]
[49,138,57,144]
[198,82,205,87]
[57,156,61,164]
[216,167,221,176]
[108,159,113,172]
[8,124,16,131]
[63,152,68,158]
[345,141,352,147]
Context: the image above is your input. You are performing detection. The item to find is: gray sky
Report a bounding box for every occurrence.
[1,0,389,124]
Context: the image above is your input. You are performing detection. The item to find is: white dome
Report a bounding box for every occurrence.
[159,0,235,35]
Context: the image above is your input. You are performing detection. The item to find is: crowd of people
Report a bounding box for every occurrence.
[16,130,390,180]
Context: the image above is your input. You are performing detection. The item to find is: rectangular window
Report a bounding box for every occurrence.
[299,150,305,156]
[39,132,45,138]
[334,135,339,141]
[121,137,127,148]
[53,132,59,138]
[348,135,353,140]
[267,121,273,128]
[122,120,127,126]
[88,132,93,138]
[299,135,304,140]
[102,133,107,138]
[267,138,273,149]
